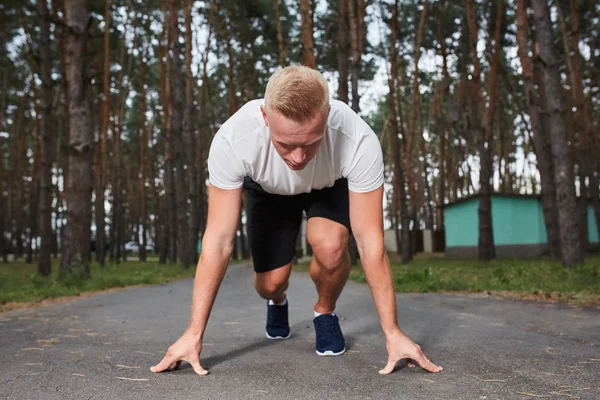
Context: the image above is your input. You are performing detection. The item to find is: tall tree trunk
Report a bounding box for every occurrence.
[556,0,594,253]
[169,0,190,267]
[56,10,70,259]
[300,0,316,68]
[466,0,495,261]
[95,0,110,265]
[14,96,28,260]
[196,4,214,240]
[516,0,560,260]
[347,0,366,112]
[336,0,349,103]
[110,18,131,264]
[0,5,5,262]
[406,1,429,210]
[160,0,177,263]
[274,0,287,67]
[421,122,434,229]
[388,0,411,263]
[38,0,54,275]
[183,0,199,266]
[435,0,449,229]
[138,46,149,262]
[531,0,583,266]
[28,82,41,264]
[0,135,4,263]
[61,0,93,278]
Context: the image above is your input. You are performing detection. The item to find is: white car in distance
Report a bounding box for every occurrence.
[124,241,154,253]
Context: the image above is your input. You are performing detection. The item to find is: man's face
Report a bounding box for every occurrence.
[261,105,329,171]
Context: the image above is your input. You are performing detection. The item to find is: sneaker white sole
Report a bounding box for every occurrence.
[265,331,291,340]
[316,347,346,356]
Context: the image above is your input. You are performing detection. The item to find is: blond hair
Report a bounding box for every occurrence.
[264,65,330,122]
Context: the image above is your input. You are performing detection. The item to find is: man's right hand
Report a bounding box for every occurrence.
[150,329,208,376]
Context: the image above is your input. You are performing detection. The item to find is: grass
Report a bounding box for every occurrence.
[2,254,599,310]
[0,257,251,312]
[293,253,600,306]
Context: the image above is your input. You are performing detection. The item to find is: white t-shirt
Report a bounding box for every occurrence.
[207,99,384,196]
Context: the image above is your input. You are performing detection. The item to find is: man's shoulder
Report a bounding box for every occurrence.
[216,99,266,142]
[327,99,374,141]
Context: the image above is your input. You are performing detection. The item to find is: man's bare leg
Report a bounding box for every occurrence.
[255,263,293,339]
[254,263,292,304]
[307,217,351,314]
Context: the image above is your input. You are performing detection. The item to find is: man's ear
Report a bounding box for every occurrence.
[260,105,269,126]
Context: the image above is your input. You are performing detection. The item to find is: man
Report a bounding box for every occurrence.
[151,65,443,376]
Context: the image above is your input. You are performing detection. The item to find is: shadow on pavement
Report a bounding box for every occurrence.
[201,321,311,369]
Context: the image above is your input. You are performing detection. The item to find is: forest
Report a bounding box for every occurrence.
[0,0,599,280]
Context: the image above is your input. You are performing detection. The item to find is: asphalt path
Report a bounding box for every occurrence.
[1,263,599,399]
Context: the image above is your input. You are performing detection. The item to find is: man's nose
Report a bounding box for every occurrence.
[291,148,306,163]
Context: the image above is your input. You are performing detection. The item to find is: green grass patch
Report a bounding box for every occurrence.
[293,253,600,306]
[0,257,251,311]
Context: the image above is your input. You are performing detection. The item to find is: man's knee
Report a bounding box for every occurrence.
[309,231,349,272]
[254,267,291,298]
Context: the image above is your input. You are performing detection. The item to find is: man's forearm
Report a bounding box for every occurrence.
[357,243,401,336]
[187,243,233,339]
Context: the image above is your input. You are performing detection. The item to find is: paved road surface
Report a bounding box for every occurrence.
[1,263,599,399]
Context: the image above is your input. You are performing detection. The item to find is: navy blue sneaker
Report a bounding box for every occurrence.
[313,313,346,356]
[266,300,291,339]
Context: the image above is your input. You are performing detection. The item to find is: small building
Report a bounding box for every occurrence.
[443,194,599,259]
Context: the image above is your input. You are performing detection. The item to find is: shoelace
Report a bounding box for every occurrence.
[314,316,340,340]
[268,305,288,328]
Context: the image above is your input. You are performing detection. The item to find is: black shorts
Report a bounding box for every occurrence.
[242,177,351,273]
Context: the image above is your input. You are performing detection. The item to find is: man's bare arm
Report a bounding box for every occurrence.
[349,185,443,374]
[151,184,242,375]
[188,185,242,337]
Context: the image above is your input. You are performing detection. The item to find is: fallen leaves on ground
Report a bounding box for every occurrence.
[116,377,149,381]
[516,392,548,398]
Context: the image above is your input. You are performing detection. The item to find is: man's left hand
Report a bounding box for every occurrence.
[379,329,444,375]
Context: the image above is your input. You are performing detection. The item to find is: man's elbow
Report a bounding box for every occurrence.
[199,233,235,263]
[354,231,386,263]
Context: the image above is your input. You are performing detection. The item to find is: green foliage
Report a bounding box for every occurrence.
[0,260,197,307]
[293,254,600,306]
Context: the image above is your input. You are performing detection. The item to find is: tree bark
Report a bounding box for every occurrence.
[13,96,28,260]
[0,134,4,263]
[516,0,560,259]
[466,0,495,261]
[138,43,149,262]
[183,0,199,266]
[556,0,595,253]
[274,0,287,67]
[196,3,214,240]
[347,0,366,112]
[95,0,110,265]
[531,0,583,266]
[110,24,130,264]
[406,0,429,209]
[38,0,54,275]
[61,0,93,278]
[169,0,190,267]
[27,81,41,264]
[336,0,349,103]
[0,5,5,262]
[300,0,316,68]
[160,0,177,264]
[388,0,411,263]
